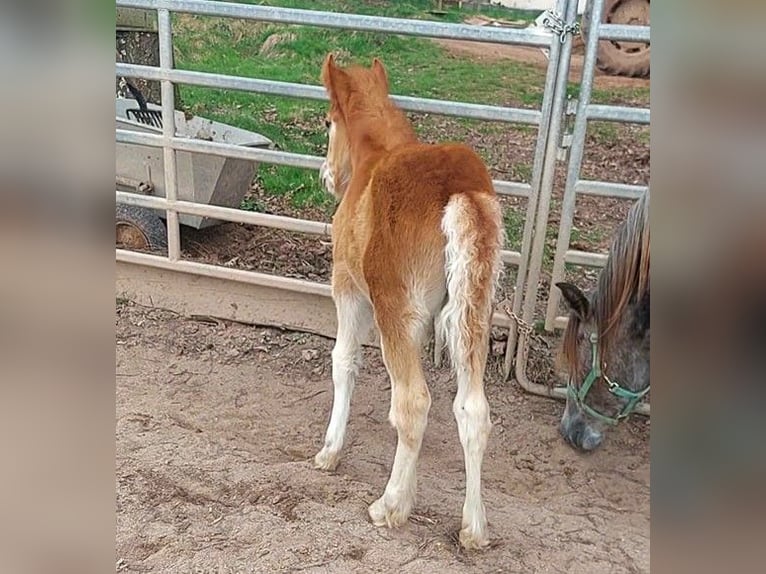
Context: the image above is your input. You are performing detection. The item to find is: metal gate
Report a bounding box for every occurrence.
[115,0,648,413]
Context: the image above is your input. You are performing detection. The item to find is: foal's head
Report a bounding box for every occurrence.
[318,54,410,198]
[556,192,650,451]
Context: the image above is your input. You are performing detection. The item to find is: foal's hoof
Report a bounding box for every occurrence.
[313,448,340,471]
[459,526,490,550]
[368,496,411,528]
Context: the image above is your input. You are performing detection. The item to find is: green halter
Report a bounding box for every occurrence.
[566,332,650,426]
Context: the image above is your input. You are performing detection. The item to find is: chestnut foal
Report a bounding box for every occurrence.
[314,54,503,549]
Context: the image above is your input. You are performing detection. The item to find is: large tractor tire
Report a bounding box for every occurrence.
[583,0,650,78]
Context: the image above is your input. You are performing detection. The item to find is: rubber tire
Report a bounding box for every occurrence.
[116,203,168,253]
[583,0,650,78]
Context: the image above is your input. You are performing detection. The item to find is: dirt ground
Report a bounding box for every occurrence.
[116,301,649,573]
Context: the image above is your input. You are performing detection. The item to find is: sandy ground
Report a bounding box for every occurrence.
[116,302,649,573]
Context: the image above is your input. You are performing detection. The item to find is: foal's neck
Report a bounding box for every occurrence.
[348,104,417,167]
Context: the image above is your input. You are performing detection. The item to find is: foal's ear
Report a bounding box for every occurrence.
[321,53,337,93]
[371,57,389,91]
[556,282,590,320]
[322,53,350,108]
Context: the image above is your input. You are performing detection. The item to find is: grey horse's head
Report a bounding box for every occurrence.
[557,191,650,451]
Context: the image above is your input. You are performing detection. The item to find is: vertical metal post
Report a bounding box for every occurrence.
[501,0,569,378]
[158,8,181,261]
[543,0,604,330]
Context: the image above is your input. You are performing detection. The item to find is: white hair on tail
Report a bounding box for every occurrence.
[437,194,503,379]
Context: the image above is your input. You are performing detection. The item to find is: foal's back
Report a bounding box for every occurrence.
[369,141,495,223]
[359,142,496,288]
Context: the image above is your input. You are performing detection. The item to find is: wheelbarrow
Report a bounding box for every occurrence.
[116,86,272,252]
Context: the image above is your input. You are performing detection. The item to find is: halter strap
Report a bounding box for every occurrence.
[567,333,650,426]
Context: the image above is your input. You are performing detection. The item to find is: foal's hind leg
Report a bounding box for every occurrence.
[368,321,431,528]
[315,283,373,471]
[453,367,491,549]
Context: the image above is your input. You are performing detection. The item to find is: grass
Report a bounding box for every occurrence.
[570,225,605,246]
[588,121,619,145]
[503,209,525,250]
[170,0,648,210]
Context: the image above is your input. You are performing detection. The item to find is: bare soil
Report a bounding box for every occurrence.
[117,301,649,573]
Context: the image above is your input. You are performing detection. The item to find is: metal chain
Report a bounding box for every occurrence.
[541,10,581,44]
[500,300,550,349]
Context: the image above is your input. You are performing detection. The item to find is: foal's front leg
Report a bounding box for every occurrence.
[315,288,372,471]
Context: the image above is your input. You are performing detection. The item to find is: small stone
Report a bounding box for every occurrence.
[301,349,319,361]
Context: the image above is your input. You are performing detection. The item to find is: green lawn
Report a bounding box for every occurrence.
[171,0,648,211]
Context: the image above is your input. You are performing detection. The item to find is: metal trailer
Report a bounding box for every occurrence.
[116,93,272,251]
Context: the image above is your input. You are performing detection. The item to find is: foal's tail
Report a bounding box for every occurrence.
[437,192,504,388]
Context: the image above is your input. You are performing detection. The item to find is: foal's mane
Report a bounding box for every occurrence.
[562,190,650,376]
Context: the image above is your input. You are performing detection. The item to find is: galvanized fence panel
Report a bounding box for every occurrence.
[501,0,579,377]
[115,0,570,339]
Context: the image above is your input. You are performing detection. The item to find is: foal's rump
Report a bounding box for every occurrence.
[365,142,497,250]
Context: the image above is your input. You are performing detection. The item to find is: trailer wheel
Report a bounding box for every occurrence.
[116,203,168,252]
[583,0,650,78]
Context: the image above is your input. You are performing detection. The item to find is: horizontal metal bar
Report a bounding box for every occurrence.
[117,248,333,296]
[116,248,513,328]
[116,191,332,236]
[599,24,650,43]
[565,249,607,267]
[491,311,512,329]
[575,180,647,200]
[117,0,553,47]
[117,62,325,98]
[587,104,650,124]
[396,95,540,126]
[117,129,530,198]
[500,250,521,266]
[493,180,531,197]
[117,129,324,169]
[115,63,542,126]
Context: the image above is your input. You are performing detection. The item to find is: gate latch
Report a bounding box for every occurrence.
[540,10,580,44]
[557,97,579,161]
